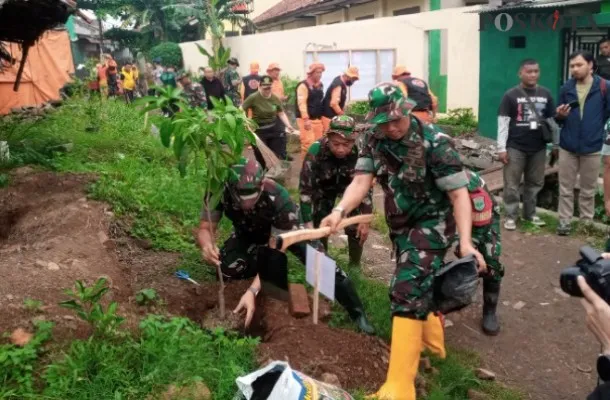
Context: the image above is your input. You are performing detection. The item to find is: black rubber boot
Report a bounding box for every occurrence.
[347,236,363,267]
[482,279,501,336]
[334,275,375,335]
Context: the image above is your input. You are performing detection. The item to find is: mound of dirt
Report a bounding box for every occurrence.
[0,170,132,337]
[0,171,389,392]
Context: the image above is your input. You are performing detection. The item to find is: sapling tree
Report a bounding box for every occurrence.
[137,95,255,317]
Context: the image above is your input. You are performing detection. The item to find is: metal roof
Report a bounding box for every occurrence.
[473,0,601,13]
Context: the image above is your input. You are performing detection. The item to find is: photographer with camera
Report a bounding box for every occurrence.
[578,273,610,399]
[562,249,610,399]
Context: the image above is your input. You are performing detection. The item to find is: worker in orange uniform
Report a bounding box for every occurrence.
[321,67,360,132]
[267,63,286,100]
[296,63,326,158]
[392,65,438,124]
[241,62,262,103]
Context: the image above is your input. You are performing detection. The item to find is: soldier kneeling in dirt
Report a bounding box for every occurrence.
[299,115,373,267]
[197,157,374,333]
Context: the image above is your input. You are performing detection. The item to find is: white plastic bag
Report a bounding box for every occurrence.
[235,361,353,400]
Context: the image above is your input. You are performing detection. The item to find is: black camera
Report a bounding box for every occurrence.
[560,246,610,303]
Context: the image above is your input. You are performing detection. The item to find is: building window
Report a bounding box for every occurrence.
[393,6,420,16]
[305,49,396,101]
[509,36,526,48]
[225,31,239,37]
[355,14,374,21]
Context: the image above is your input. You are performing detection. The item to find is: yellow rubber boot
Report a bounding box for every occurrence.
[368,316,423,400]
[422,313,446,359]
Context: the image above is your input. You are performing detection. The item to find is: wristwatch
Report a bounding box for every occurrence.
[248,286,260,297]
[332,206,346,218]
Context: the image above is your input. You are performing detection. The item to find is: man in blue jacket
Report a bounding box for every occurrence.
[556,50,610,236]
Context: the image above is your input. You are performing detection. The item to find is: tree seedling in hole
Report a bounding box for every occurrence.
[136,93,255,318]
[136,288,159,306]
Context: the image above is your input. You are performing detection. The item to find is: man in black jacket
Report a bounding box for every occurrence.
[597,38,610,80]
[200,67,225,110]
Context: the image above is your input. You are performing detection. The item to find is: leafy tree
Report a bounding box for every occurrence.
[136,93,255,317]
[166,0,251,45]
[80,0,182,42]
[149,42,183,67]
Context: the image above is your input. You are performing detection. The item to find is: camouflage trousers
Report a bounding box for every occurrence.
[218,232,322,280]
[227,90,241,107]
[455,208,504,283]
[389,215,458,320]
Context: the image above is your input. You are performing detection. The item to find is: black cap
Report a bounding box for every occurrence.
[260,75,273,86]
[227,57,240,67]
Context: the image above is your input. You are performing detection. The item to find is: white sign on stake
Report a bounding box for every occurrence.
[306,244,336,301]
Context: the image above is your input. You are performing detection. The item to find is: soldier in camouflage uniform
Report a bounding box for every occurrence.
[198,157,374,333]
[321,83,486,400]
[299,115,373,267]
[224,57,242,106]
[178,73,207,109]
[460,169,504,336]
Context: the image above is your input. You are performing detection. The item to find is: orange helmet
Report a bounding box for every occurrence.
[307,62,325,75]
[345,66,360,80]
[267,62,281,72]
[392,65,409,79]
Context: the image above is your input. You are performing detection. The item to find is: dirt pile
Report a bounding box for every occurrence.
[0,170,389,392]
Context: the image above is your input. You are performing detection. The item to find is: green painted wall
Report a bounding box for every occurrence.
[427,0,446,113]
[478,8,610,140]
[478,11,563,139]
[428,30,447,113]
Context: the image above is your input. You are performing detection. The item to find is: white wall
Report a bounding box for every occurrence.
[180,6,481,114]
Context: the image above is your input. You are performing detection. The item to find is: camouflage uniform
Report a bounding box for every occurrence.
[181,82,207,109]
[224,68,241,107]
[358,85,469,319]
[200,156,375,334]
[299,117,373,264]
[464,169,504,282]
[201,177,302,279]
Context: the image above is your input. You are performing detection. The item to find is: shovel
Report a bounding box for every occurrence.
[257,214,374,301]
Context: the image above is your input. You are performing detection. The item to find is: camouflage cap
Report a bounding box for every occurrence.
[327,115,356,140]
[228,157,264,210]
[366,83,416,125]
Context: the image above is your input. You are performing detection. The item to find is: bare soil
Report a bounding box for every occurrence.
[0,169,388,391]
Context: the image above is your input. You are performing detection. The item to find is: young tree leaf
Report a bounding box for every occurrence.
[160,119,173,148]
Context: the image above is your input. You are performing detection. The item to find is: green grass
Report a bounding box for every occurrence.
[0,98,522,399]
[42,317,257,400]
[516,211,608,250]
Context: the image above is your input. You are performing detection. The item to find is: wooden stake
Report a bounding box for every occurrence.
[313,250,321,325]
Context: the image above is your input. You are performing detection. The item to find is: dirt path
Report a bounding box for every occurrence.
[360,226,599,400]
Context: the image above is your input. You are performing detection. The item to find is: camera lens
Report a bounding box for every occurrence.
[559,267,584,297]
